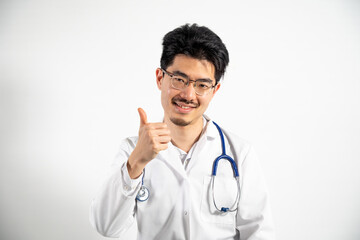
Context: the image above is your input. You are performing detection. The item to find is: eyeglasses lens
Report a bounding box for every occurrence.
[171,77,212,95]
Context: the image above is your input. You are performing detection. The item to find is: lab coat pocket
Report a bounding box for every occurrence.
[200,176,237,225]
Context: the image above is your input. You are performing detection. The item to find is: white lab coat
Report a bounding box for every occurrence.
[90,116,275,240]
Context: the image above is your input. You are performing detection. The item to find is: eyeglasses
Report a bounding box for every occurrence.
[161,68,216,96]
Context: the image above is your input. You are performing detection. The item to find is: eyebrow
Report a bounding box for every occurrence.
[172,70,214,83]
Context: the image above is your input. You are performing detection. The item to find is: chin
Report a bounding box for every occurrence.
[170,117,192,127]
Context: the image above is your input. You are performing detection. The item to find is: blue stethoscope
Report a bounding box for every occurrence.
[136,121,241,213]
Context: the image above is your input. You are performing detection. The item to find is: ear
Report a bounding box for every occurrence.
[213,83,221,95]
[156,68,163,90]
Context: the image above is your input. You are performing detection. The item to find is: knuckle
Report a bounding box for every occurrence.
[152,143,159,151]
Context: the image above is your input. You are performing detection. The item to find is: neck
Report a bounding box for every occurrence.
[165,116,204,153]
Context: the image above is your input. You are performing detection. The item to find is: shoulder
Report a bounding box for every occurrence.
[112,136,138,167]
[118,136,138,152]
[221,128,251,149]
[207,117,254,164]
[207,117,252,152]
[221,127,253,158]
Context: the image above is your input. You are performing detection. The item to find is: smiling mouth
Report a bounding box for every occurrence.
[172,98,199,109]
[174,102,193,109]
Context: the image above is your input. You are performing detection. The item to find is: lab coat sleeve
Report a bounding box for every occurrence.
[236,145,275,240]
[89,139,142,237]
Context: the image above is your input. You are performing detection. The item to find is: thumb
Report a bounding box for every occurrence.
[138,108,148,126]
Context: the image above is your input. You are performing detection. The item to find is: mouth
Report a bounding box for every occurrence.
[172,99,198,113]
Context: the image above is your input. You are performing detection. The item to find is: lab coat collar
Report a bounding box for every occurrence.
[203,114,218,141]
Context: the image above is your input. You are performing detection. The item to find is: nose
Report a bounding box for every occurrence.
[179,81,197,99]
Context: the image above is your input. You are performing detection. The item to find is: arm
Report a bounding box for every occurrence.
[89,139,142,237]
[89,108,171,237]
[236,145,276,240]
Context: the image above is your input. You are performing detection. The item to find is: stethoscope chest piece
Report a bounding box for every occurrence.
[136,185,150,202]
[136,169,150,202]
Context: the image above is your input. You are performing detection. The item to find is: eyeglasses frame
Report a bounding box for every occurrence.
[161,68,217,96]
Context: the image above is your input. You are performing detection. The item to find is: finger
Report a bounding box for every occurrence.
[155,136,172,144]
[151,128,171,136]
[138,108,148,126]
[146,122,169,129]
[157,143,169,151]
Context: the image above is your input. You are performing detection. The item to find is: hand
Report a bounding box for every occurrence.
[127,108,171,178]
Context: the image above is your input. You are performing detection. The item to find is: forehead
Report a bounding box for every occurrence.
[167,54,215,81]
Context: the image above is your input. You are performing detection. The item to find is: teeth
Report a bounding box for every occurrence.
[176,103,190,109]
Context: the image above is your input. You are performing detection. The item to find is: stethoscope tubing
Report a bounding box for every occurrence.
[211,121,239,177]
[211,121,241,212]
[211,176,240,213]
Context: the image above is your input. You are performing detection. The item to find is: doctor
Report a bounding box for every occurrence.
[90,24,275,239]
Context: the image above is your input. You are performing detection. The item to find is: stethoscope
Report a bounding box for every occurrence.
[136,121,241,213]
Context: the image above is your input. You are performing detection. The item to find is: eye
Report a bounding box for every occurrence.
[197,81,212,89]
[173,77,186,84]
[199,84,209,89]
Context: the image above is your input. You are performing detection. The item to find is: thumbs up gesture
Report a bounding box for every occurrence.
[127,108,171,178]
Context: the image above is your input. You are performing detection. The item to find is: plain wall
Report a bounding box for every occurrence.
[1,0,359,239]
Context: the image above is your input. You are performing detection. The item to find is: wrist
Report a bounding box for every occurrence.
[127,153,146,179]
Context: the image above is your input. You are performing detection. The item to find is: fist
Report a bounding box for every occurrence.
[136,108,171,162]
[127,108,171,178]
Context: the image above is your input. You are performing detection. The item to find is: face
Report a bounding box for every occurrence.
[156,54,221,127]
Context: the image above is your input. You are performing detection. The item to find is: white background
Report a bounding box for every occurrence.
[1,0,359,239]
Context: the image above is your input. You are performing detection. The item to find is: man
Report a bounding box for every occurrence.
[90,23,275,239]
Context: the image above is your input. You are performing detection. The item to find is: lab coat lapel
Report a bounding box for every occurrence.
[185,118,236,175]
[185,117,218,172]
[156,142,187,179]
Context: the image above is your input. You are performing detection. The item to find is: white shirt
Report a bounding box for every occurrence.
[175,116,207,169]
[90,115,275,240]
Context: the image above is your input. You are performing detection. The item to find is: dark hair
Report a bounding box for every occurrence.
[160,23,229,85]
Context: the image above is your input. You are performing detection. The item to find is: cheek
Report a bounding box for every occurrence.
[164,88,176,102]
[161,88,173,107]
[199,97,212,108]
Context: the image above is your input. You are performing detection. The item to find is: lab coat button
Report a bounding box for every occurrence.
[184,211,188,216]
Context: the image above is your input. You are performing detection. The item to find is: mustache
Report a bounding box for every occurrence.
[171,97,199,107]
